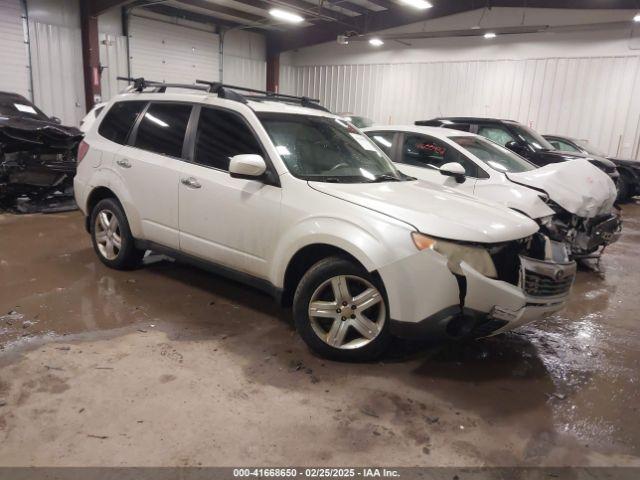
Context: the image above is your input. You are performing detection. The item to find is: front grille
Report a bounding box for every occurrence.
[523,270,574,297]
[520,255,576,298]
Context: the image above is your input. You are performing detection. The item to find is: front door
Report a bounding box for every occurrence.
[178,106,282,279]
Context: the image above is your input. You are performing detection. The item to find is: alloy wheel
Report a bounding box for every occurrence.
[308,275,386,350]
[94,209,122,260]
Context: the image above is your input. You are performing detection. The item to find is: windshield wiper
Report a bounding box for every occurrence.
[369,174,402,183]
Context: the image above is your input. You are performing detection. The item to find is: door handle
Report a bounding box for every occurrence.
[181,177,201,189]
[116,159,131,168]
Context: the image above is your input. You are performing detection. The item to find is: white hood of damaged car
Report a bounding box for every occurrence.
[309,180,539,244]
[506,159,617,218]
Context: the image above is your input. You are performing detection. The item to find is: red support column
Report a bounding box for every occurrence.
[80,1,101,111]
[266,53,280,93]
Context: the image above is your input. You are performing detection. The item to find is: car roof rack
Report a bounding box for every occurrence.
[117,76,208,93]
[116,76,329,112]
[195,80,329,112]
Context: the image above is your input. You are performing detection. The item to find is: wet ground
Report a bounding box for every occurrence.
[0,204,639,466]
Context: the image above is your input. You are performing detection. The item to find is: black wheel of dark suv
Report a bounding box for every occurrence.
[90,198,145,270]
[293,256,391,362]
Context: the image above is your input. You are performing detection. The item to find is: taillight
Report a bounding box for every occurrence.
[77,140,89,163]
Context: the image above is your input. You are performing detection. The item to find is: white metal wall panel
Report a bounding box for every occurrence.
[0,0,30,98]
[29,20,85,126]
[129,16,219,84]
[99,33,129,101]
[222,55,266,90]
[283,56,640,159]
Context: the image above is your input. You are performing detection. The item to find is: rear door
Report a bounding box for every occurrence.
[178,106,282,279]
[116,101,193,249]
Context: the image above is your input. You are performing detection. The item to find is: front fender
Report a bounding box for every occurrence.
[269,215,414,288]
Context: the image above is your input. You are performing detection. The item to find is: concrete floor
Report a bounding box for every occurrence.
[0,204,639,467]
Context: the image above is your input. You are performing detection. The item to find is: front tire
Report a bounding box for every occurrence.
[293,256,391,362]
[90,198,145,270]
[617,170,633,203]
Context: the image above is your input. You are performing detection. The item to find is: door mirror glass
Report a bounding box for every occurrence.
[439,162,466,183]
[229,154,267,179]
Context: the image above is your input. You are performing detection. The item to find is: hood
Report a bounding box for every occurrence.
[506,159,616,218]
[549,149,617,170]
[309,180,539,244]
[0,116,82,153]
[473,181,555,220]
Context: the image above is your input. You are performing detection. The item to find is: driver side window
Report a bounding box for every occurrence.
[400,134,481,178]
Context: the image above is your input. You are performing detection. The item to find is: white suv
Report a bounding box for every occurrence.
[74,80,576,361]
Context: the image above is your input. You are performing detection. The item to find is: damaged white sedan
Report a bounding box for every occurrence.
[364,126,621,259]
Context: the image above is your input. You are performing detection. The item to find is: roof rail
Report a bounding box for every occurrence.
[117,76,208,93]
[195,80,329,112]
[115,76,330,112]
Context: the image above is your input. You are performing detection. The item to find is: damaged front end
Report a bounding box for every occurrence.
[0,94,82,213]
[412,232,576,339]
[539,200,622,258]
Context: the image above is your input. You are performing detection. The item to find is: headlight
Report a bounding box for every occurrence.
[411,232,497,278]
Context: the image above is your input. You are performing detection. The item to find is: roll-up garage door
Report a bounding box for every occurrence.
[129,16,219,84]
[0,0,31,98]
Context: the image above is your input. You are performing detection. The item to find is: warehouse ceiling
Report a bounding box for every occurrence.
[87,0,640,52]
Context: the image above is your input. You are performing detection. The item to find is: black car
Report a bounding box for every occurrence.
[544,134,639,202]
[416,117,620,184]
[0,91,82,212]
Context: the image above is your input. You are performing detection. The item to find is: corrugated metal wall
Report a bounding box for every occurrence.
[99,33,128,102]
[0,0,31,98]
[222,55,266,90]
[29,19,85,125]
[281,55,640,159]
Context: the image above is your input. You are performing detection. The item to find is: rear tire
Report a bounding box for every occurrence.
[293,256,391,362]
[90,198,145,270]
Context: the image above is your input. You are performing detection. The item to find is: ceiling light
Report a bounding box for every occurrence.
[269,8,304,24]
[399,0,432,9]
[634,13,640,22]
[369,38,384,47]
[484,32,497,39]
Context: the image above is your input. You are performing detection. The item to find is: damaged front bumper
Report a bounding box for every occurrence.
[381,236,576,340]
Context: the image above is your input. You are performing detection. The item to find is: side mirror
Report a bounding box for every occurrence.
[51,116,62,124]
[505,140,528,155]
[229,154,267,180]
[439,162,466,183]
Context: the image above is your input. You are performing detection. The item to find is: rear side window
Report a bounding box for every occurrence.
[134,103,192,158]
[98,101,146,144]
[194,107,261,171]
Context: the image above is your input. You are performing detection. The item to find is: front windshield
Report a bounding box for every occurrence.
[507,122,554,151]
[574,139,606,157]
[0,95,49,121]
[257,113,403,183]
[451,136,536,173]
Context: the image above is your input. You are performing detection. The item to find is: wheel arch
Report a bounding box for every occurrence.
[279,243,384,308]
[84,186,119,233]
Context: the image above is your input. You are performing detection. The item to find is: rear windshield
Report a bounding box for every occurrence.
[451,136,536,173]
